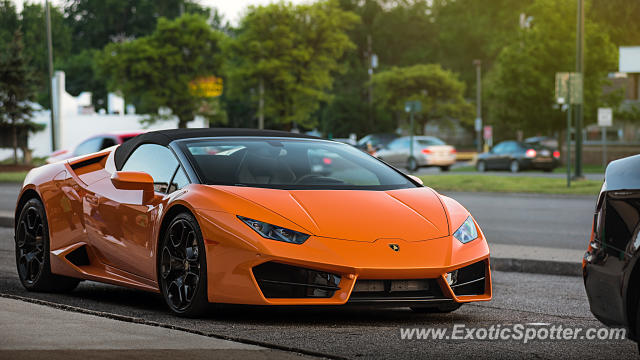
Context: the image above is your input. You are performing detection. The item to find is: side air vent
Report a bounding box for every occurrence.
[252,262,341,299]
[70,154,107,170]
[65,245,90,267]
[451,260,486,296]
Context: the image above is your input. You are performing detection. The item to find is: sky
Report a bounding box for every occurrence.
[202,0,308,25]
[14,0,309,26]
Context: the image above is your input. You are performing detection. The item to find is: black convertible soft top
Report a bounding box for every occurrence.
[114,128,319,170]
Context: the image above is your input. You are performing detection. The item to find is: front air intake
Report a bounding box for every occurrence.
[451,260,486,296]
[252,262,341,299]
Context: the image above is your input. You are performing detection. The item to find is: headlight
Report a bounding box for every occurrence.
[453,216,478,244]
[237,215,310,244]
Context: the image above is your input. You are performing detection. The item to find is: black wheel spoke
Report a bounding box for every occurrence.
[16,205,46,285]
[161,217,202,312]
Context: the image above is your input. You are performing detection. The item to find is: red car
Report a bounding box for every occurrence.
[47,131,145,164]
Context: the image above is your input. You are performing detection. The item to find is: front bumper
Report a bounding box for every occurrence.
[198,212,491,306]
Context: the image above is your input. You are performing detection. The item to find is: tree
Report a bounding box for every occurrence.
[485,0,618,140]
[0,30,40,164]
[227,0,359,129]
[433,0,532,95]
[96,14,225,128]
[370,64,473,133]
[21,2,72,107]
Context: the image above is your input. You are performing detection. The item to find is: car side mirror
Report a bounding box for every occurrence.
[408,174,423,186]
[111,171,155,203]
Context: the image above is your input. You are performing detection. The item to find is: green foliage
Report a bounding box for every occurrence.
[589,0,640,46]
[96,14,225,128]
[21,2,72,107]
[371,64,473,132]
[485,0,618,139]
[0,29,40,163]
[433,0,532,93]
[226,0,359,129]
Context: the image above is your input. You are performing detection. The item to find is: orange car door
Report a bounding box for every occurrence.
[85,144,180,280]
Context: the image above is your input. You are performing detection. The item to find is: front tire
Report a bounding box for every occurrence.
[411,303,462,313]
[476,161,486,172]
[440,166,451,172]
[159,212,209,317]
[15,198,80,292]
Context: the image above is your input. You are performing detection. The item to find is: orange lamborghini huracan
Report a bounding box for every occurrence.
[14,129,491,316]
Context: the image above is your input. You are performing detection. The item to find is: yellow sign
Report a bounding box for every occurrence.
[189,76,223,98]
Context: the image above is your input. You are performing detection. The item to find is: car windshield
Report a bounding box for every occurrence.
[416,138,445,146]
[179,138,416,190]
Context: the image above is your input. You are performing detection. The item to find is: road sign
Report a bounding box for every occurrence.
[189,76,223,98]
[597,107,613,127]
[483,125,492,141]
[404,100,421,113]
[555,72,583,105]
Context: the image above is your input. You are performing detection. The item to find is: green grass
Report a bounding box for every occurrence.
[0,171,27,183]
[451,164,605,174]
[419,174,602,195]
[553,164,605,174]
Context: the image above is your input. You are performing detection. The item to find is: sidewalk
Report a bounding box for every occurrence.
[490,243,584,276]
[0,297,315,360]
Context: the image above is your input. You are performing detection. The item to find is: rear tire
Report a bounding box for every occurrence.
[15,198,80,292]
[440,166,451,172]
[476,161,486,172]
[158,212,209,317]
[509,160,520,173]
[411,303,462,313]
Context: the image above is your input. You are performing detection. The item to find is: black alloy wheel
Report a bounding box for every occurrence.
[159,213,208,317]
[15,198,79,292]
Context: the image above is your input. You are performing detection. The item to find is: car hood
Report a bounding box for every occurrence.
[211,186,450,242]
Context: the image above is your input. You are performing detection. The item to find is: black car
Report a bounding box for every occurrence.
[475,140,560,173]
[584,155,640,347]
[356,133,399,153]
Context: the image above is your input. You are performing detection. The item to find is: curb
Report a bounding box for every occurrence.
[491,257,581,277]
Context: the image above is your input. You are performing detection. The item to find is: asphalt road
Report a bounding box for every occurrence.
[0,227,636,359]
[446,192,595,250]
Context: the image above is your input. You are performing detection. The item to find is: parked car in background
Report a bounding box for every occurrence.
[375,136,456,172]
[476,140,560,173]
[356,133,399,154]
[46,131,144,164]
[524,136,558,150]
[583,155,640,349]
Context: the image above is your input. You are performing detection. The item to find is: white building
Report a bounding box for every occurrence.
[0,71,208,160]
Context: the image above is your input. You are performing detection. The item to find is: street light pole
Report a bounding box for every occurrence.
[45,0,56,152]
[574,0,584,178]
[473,59,482,153]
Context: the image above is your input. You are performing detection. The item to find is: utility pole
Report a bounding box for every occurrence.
[45,0,56,152]
[473,59,482,153]
[574,0,584,178]
[258,77,264,129]
[367,34,376,129]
